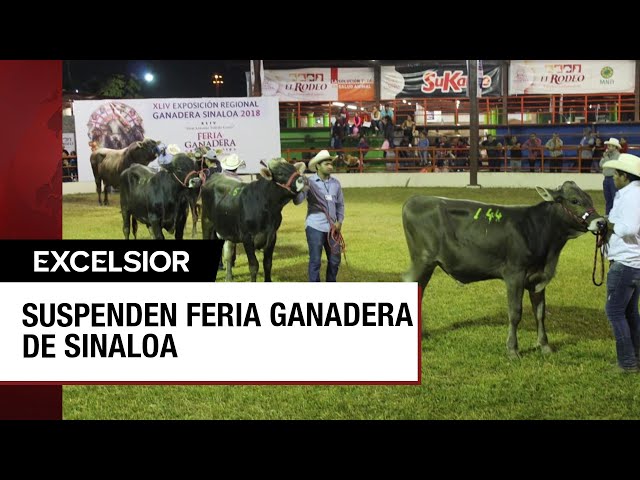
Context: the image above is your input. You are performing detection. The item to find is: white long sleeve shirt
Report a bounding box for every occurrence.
[607,180,640,268]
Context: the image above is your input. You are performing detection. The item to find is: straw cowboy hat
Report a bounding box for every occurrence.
[602,153,640,177]
[308,149,337,172]
[220,154,246,171]
[166,144,182,155]
[604,138,622,149]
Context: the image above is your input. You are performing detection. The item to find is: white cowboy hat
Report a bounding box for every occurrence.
[220,154,246,171]
[602,153,640,177]
[166,144,182,155]
[308,149,337,172]
[604,138,621,149]
[204,150,218,160]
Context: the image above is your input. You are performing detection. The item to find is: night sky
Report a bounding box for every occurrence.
[63,60,250,98]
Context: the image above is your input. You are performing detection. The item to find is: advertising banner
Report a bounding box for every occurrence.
[509,60,636,94]
[260,68,375,101]
[381,63,502,98]
[73,96,281,179]
[62,133,75,153]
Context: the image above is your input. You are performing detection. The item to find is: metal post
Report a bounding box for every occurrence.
[468,60,480,188]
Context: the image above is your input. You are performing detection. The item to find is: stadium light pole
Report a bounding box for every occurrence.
[212,73,224,97]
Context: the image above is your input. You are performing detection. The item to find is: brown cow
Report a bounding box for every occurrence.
[90,138,160,205]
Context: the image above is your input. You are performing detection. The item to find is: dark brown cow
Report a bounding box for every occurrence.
[90,138,160,206]
[402,181,606,357]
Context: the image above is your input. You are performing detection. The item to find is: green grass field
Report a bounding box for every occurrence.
[62,187,640,419]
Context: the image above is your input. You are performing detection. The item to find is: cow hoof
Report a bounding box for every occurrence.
[507,349,521,360]
[539,344,553,355]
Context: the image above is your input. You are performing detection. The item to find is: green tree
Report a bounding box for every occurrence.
[98,74,142,98]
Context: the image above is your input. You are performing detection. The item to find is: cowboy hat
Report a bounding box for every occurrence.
[220,154,246,171]
[166,144,182,155]
[602,153,640,177]
[204,149,218,160]
[604,138,622,149]
[308,149,337,172]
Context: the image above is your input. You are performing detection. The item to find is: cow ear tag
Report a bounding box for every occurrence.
[535,186,555,202]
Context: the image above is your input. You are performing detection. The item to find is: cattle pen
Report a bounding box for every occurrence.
[62,185,639,420]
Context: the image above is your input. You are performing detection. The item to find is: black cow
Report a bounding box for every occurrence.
[201,158,307,281]
[90,138,160,206]
[402,181,605,357]
[120,153,202,240]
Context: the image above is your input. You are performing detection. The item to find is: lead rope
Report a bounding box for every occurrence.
[592,227,607,286]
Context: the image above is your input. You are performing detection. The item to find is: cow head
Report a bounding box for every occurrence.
[260,158,307,194]
[131,138,162,166]
[536,181,605,234]
[166,153,202,189]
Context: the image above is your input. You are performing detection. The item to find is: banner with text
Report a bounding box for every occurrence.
[0,282,419,383]
[72,96,281,180]
[509,60,636,94]
[260,68,375,101]
[381,63,502,98]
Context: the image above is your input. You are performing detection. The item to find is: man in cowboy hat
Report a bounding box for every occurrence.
[220,153,246,181]
[601,137,622,214]
[293,149,345,282]
[148,143,181,173]
[601,153,640,373]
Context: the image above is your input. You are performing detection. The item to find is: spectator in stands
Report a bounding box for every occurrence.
[592,136,606,171]
[402,115,416,144]
[620,137,629,153]
[482,134,502,172]
[545,133,563,173]
[579,129,596,173]
[381,116,395,159]
[417,131,430,166]
[352,111,362,137]
[383,104,394,122]
[601,138,622,214]
[522,133,542,172]
[358,135,369,151]
[508,136,522,172]
[332,117,344,154]
[371,106,382,134]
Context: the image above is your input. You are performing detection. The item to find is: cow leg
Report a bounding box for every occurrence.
[103,183,110,206]
[191,202,200,239]
[263,234,276,282]
[131,218,138,240]
[224,240,237,282]
[150,220,164,240]
[242,240,260,282]
[175,213,187,240]
[505,278,525,358]
[96,180,103,206]
[122,209,131,240]
[529,288,552,354]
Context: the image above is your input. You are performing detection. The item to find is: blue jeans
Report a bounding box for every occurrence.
[306,226,341,282]
[603,176,616,215]
[605,261,640,369]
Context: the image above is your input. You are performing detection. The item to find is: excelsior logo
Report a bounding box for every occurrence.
[421,70,491,94]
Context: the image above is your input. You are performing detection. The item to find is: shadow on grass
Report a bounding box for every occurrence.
[422,306,609,353]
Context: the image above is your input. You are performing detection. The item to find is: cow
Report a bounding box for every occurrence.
[90,138,160,206]
[402,181,606,358]
[201,158,307,282]
[119,153,203,240]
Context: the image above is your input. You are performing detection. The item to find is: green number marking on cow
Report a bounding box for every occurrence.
[485,208,494,223]
[231,187,243,197]
[474,207,503,223]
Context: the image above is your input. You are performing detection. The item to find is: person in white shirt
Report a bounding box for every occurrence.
[601,153,640,373]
